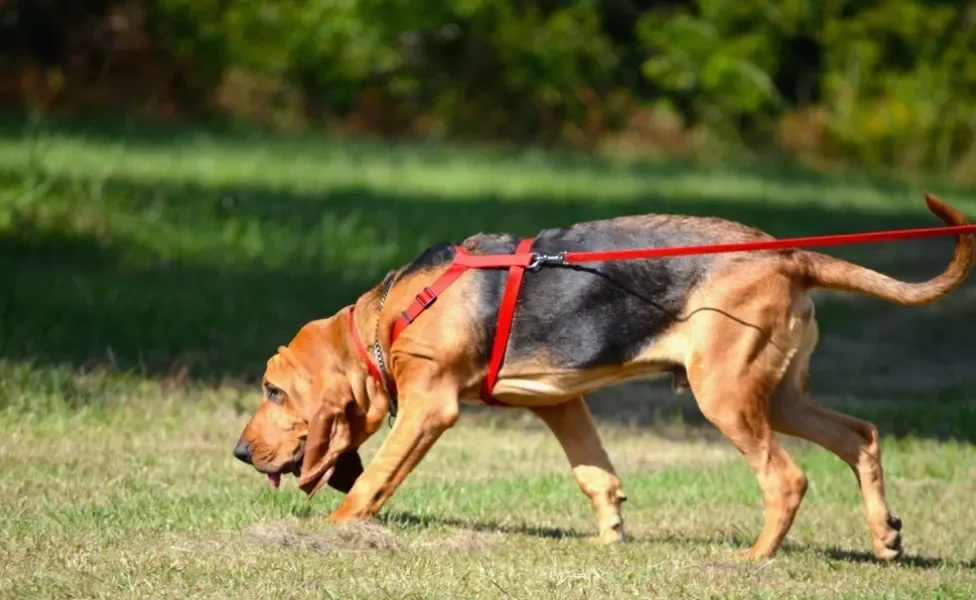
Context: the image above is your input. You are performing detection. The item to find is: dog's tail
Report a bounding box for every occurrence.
[792,194,975,305]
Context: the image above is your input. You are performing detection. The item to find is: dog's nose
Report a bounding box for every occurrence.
[233,440,252,464]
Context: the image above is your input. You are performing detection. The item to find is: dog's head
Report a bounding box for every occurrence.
[233,316,377,497]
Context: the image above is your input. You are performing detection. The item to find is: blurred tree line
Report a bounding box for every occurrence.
[2,0,975,176]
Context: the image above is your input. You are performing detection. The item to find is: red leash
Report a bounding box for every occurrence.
[555,223,976,266]
[353,219,976,412]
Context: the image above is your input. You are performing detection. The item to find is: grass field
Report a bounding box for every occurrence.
[2,116,976,598]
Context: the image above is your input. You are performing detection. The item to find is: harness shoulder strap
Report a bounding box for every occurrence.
[391,248,471,342]
[480,238,535,404]
[387,239,537,407]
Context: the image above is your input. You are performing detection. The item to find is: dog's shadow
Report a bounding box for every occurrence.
[815,547,973,570]
[379,511,970,570]
[379,511,586,540]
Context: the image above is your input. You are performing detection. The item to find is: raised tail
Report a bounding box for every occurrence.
[794,194,975,305]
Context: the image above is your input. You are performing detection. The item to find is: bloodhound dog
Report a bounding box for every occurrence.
[234,194,973,561]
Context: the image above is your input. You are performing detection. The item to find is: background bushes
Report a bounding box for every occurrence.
[3,0,975,176]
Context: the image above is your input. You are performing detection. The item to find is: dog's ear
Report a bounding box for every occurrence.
[298,377,365,497]
[298,399,339,497]
[327,450,364,493]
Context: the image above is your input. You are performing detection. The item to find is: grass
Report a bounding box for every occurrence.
[2,115,976,598]
[3,402,976,599]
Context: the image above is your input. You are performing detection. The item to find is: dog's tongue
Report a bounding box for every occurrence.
[267,473,281,488]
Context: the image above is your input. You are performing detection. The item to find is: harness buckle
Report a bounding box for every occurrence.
[527,252,567,271]
[416,286,437,308]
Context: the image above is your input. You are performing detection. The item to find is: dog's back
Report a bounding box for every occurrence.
[396,212,782,370]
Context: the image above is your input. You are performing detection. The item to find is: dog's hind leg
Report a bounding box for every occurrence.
[531,396,627,544]
[685,280,810,559]
[770,318,903,561]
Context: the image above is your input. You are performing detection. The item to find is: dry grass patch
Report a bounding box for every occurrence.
[245,520,404,553]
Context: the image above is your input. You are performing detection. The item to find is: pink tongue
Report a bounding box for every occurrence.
[267,473,281,488]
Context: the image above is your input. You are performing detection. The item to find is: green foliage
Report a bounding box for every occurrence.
[818,1,976,170]
[635,0,976,171]
[149,0,623,141]
[5,0,976,173]
[638,2,788,124]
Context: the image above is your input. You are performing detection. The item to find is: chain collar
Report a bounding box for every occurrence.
[372,274,398,426]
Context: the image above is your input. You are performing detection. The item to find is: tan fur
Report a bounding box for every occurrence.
[235,193,973,561]
[489,327,689,406]
[794,194,974,304]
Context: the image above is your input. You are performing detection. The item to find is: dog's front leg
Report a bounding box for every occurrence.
[531,396,627,544]
[328,372,460,523]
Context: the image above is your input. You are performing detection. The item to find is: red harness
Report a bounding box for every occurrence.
[348,217,976,416]
[349,238,536,408]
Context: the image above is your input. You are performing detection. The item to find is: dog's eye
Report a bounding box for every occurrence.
[265,385,284,404]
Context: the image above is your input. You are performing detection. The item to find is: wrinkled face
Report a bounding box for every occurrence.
[233,341,366,497]
[235,363,308,486]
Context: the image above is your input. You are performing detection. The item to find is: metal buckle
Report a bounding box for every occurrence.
[527,252,567,271]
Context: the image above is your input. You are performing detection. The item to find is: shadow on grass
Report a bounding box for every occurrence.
[379,511,586,540]
[2,119,976,442]
[772,542,967,570]
[379,512,971,569]
[817,547,974,569]
[625,533,967,570]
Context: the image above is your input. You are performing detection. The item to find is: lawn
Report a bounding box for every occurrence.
[2,116,976,599]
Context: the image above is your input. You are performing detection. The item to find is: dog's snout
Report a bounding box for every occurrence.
[233,440,253,465]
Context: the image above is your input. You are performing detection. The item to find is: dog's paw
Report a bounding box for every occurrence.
[873,539,903,562]
[588,518,625,545]
[733,548,771,561]
[326,508,366,524]
[871,513,903,561]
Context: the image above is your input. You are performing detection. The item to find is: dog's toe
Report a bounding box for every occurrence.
[874,528,903,562]
[874,542,903,562]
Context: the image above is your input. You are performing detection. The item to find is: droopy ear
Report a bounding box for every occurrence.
[298,398,350,498]
[327,450,364,493]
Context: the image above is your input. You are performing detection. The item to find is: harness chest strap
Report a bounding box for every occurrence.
[477,238,535,404]
[349,239,537,408]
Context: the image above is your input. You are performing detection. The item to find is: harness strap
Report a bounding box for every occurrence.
[480,238,535,404]
[391,254,470,343]
[347,306,394,395]
[388,240,536,406]
[391,244,538,343]
[454,251,536,269]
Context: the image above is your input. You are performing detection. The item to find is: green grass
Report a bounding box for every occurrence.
[3,402,976,599]
[2,116,976,598]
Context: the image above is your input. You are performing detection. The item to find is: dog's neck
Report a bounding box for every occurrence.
[347,283,393,436]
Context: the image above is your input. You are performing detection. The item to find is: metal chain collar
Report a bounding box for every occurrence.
[372,274,398,427]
